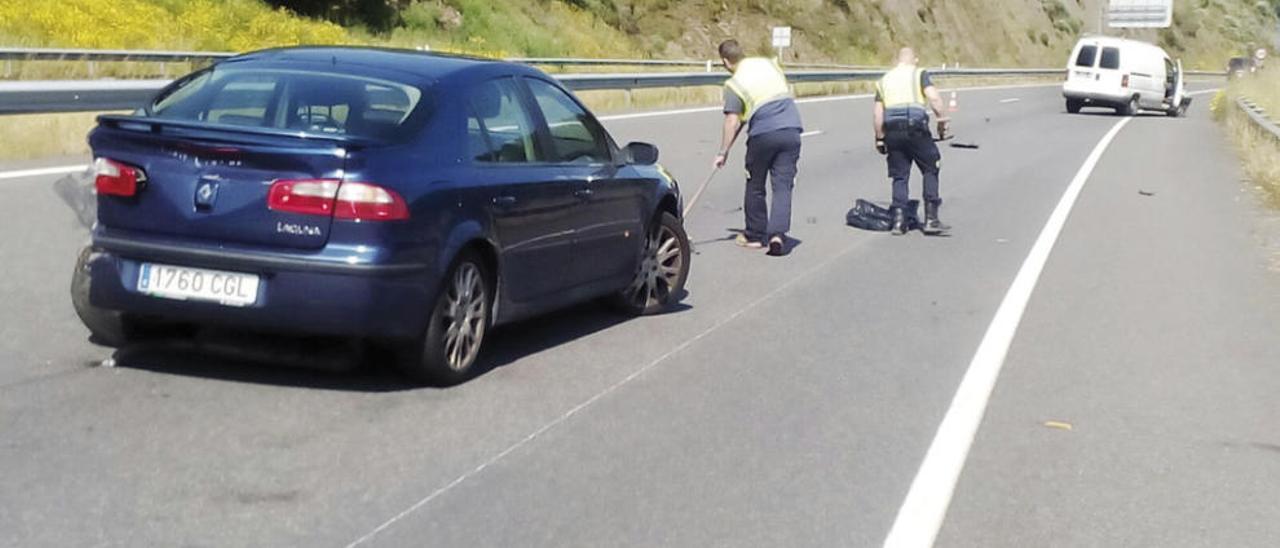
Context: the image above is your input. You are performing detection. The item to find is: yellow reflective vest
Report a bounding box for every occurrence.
[725,57,792,121]
[876,65,928,110]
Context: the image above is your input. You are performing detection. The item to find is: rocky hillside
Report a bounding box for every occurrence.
[1,0,1275,69]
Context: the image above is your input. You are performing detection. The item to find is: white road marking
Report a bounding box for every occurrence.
[345,236,876,548]
[0,165,88,181]
[801,130,824,138]
[999,98,1021,104]
[882,116,1133,548]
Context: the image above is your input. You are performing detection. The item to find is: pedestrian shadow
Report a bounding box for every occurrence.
[772,236,804,256]
[690,232,738,248]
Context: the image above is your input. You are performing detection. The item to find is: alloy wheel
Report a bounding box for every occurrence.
[440,262,488,371]
[624,224,684,309]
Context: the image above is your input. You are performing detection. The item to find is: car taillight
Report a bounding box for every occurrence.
[1121,74,1130,88]
[267,179,408,221]
[94,157,146,197]
[334,182,409,221]
[268,179,340,216]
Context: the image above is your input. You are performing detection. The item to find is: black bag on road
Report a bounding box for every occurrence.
[845,199,919,232]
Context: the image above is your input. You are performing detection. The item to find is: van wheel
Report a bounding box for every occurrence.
[1121,96,1140,116]
[613,212,690,316]
[1167,103,1187,117]
[399,251,492,386]
[1066,99,1083,114]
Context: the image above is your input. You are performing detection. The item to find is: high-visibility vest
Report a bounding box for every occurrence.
[876,65,928,111]
[725,57,792,121]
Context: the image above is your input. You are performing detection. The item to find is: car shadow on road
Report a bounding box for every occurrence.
[1068,111,1178,118]
[476,298,693,375]
[106,299,694,390]
[108,330,414,392]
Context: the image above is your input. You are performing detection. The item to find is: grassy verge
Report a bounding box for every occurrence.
[1214,69,1280,208]
[0,111,120,163]
[0,77,1058,163]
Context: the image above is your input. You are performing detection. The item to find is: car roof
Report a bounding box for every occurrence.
[1074,35,1166,54]
[221,46,522,83]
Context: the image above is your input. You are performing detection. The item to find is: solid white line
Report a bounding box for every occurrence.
[999,98,1021,104]
[801,130,824,138]
[796,92,874,104]
[882,116,1133,548]
[345,236,874,548]
[598,105,722,121]
[0,164,87,181]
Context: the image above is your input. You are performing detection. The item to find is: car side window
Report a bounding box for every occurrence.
[467,78,540,163]
[525,79,611,165]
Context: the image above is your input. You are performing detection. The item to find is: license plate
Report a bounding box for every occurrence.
[137,263,260,307]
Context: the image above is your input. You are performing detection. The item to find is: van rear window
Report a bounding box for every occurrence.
[1100,47,1121,70]
[147,68,427,141]
[1075,45,1098,67]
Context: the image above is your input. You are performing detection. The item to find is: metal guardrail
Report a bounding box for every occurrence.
[0,79,172,114]
[0,47,234,62]
[1237,97,1280,141]
[0,67,1068,114]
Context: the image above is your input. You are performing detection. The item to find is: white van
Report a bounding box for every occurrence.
[1063,36,1190,117]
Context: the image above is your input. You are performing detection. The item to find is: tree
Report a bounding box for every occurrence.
[265,0,411,31]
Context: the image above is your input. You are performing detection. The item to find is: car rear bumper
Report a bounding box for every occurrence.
[1063,88,1131,108]
[87,235,436,339]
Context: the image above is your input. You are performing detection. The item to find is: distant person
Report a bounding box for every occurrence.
[713,39,804,256]
[873,47,950,235]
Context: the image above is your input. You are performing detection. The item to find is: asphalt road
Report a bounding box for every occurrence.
[3,81,1279,547]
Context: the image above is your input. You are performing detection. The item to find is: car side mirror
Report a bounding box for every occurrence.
[623,142,659,165]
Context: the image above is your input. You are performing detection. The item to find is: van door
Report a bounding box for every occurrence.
[1098,46,1127,97]
[1172,59,1186,108]
[1068,42,1101,90]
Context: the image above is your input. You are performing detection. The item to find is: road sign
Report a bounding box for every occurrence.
[1256,48,1268,62]
[771,26,792,49]
[1107,0,1173,28]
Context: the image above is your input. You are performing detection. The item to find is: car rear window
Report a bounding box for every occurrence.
[1075,45,1098,67]
[1100,47,1121,70]
[148,68,427,141]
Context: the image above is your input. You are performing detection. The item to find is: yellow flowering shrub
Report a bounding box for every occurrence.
[0,0,352,51]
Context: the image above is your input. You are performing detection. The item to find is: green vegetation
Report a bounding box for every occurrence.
[1217,68,1280,206]
[0,0,1274,68]
[0,0,350,52]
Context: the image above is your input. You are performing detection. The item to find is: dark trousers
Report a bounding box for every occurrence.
[744,128,802,241]
[886,130,942,211]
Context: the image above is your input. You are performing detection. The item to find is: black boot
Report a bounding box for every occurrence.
[922,202,950,235]
[890,207,907,236]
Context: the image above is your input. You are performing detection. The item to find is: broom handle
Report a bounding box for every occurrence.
[682,122,744,218]
[681,166,722,217]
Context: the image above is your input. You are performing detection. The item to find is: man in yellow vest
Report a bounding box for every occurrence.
[874,47,950,235]
[713,39,804,256]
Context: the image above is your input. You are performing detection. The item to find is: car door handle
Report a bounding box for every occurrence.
[574,188,594,200]
[492,195,518,208]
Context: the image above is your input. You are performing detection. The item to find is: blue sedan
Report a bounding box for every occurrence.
[72,47,690,385]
